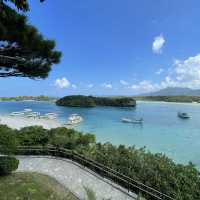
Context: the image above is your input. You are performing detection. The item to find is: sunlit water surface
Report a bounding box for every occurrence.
[0,101,199,167]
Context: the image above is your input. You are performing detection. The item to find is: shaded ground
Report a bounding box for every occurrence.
[0,172,78,200]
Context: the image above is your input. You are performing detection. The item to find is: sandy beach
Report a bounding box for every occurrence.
[137,100,200,106]
[0,115,63,130]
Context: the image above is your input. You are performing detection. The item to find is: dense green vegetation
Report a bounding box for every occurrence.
[0,156,19,175]
[0,172,78,200]
[56,95,136,107]
[0,125,95,151]
[0,125,199,199]
[92,144,200,200]
[0,125,17,154]
[135,96,200,103]
[57,95,96,107]
[0,95,57,102]
[0,0,44,12]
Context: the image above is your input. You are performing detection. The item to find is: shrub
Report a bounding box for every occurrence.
[0,125,18,154]
[17,126,49,146]
[89,143,200,200]
[49,127,96,149]
[0,156,19,175]
[49,127,80,149]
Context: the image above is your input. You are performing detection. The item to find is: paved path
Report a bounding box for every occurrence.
[17,156,136,200]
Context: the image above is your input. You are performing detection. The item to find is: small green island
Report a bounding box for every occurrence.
[56,95,136,107]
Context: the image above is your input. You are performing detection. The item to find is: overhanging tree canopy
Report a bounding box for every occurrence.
[0,3,61,78]
[0,0,45,12]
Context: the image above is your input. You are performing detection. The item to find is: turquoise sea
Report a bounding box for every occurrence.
[0,100,200,167]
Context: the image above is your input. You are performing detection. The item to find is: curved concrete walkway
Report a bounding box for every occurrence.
[17,156,136,200]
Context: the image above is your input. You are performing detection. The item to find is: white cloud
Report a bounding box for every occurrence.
[55,78,70,89]
[173,55,200,84]
[54,54,200,94]
[130,80,159,93]
[160,76,177,88]
[88,84,94,88]
[120,80,129,85]
[72,84,77,89]
[102,83,112,89]
[156,68,164,75]
[153,54,200,89]
[152,35,165,54]
[131,54,200,94]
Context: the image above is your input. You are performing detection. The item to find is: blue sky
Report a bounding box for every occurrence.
[1,0,200,96]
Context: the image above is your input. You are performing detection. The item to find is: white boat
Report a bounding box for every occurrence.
[45,113,57,116]
[121,118,133,123]
[24,108,32,112]
[192,101,198,104]
[31,112,40,115]
[39,115,48,119]
[10,110,42,118]
[26,112,40,118]
[10,111,24,116]
[67,114,83,125]
[45,113,57,119]
[10,109,33,117]
[121,118,143,124]
[177,112,190,119]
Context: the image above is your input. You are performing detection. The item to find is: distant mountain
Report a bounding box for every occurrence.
[142,87,200,96]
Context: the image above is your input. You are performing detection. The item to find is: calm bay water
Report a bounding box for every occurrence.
[0,100,200,167]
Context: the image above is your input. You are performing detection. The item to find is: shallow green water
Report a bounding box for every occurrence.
[0,100,199,167]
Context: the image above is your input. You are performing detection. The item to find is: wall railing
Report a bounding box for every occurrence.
[13,146,175,200]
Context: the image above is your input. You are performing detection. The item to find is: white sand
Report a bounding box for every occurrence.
[137,100,200,106]
[0,115,63,130]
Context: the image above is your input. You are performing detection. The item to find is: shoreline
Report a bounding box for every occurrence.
[137,100,200,106]
[1,98,200,105]
[0,115,63,130]
[0,100,55,103]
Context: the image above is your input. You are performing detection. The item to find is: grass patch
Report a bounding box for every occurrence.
[84,186,96,200]
[0,172,78,200]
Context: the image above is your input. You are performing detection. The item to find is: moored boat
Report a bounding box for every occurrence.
[26,112,40,118]
[45,113,57,119]
[24,108,32,112]
[66,114,83,125]
[121,118,143,124]
[132,118,143,124]
[177,112,190,119]
[121,118,133,123]
[10,111,24,116]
